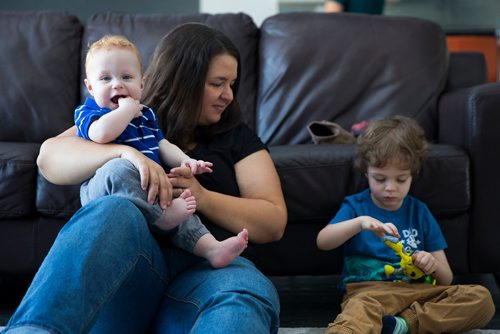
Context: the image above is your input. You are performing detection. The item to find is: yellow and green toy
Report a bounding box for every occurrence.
[383,235,436,285]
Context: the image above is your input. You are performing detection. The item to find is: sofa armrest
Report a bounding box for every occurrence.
[438,82,500,272]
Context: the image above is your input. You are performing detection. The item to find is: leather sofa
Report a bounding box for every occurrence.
[1,10,500,288]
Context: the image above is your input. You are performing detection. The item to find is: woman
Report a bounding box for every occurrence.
[324,0,384,14]
[3,23,287,333]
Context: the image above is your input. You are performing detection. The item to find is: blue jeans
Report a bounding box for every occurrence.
[2,196,280,334]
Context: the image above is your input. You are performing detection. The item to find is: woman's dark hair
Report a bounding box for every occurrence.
[142,23,242,150]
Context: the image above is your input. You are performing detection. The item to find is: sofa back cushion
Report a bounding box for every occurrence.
[0,11,82,143]
[83,12,259,128]
[256,13,448,146]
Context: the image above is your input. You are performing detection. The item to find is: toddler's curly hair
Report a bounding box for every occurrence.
[355,115,430,177]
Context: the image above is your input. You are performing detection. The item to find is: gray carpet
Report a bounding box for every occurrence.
[1,327,498,333]
[278,329,500,334]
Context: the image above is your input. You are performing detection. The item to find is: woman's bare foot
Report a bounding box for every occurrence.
[194,229,249,268]
[155,189,196,231]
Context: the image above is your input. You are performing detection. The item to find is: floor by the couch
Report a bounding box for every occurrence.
[278,329,500,334]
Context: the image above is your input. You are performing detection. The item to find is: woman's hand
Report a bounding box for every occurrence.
[121,149,173,209]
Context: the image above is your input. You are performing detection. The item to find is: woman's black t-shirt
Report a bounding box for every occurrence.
[186,123,267,261]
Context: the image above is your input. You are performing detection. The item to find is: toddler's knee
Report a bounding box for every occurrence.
[99,158,138,177]
[95,158,141,192]
[473,285,496,322]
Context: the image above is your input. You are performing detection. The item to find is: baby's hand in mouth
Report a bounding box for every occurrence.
[111,95,127,104]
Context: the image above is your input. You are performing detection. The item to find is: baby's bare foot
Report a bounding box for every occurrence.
[207,229,249,268]
[155,189,196,231]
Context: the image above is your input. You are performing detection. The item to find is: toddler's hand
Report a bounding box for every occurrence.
[360,216,400,238]
[182,158,213,175]
[118,96,143,118]
[412,251,437,275]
